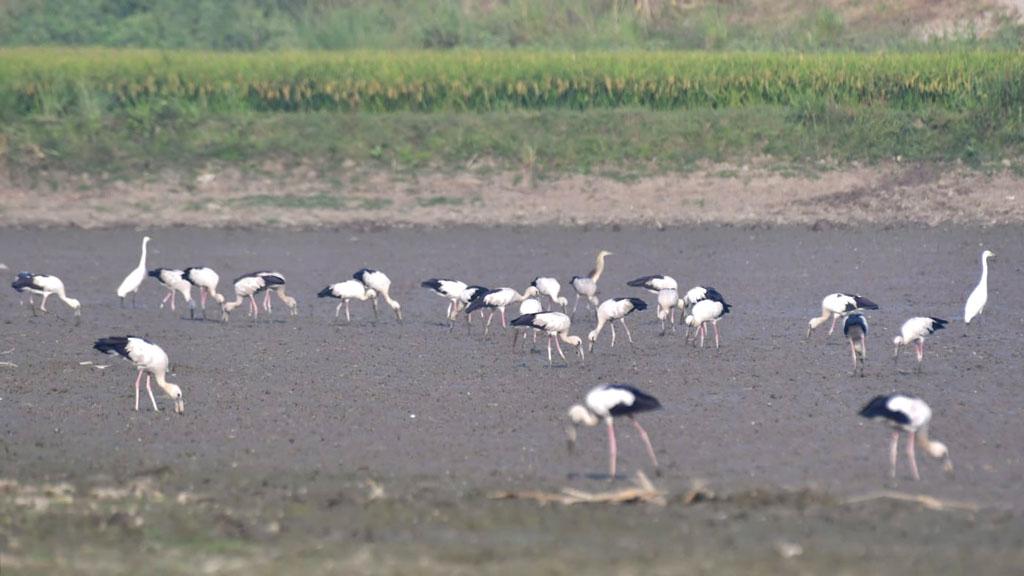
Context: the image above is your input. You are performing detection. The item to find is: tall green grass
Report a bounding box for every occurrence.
[3,48,1023,116]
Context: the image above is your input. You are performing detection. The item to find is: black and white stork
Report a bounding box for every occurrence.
[183,267,226,318]
[11,272,82,323]
[627,274,678,294]
[843,313,868,376]
[566,384,661,479]
[524,276,568,312]
[570,250,612,317]
[222,272,294,322]
[464,287,526,336]
[510,311,584,365]
[685,297,731,349]
[588,297,647,352]
[148,268,195,318]
[94,336,184,414]
[317,279,377,323]
[893,317,948,371]
[420,278,468,324]
[354,268,402,322]
[859,394,953,480]
[807,293,878,338]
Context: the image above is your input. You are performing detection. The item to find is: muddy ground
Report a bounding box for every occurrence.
[0,226,1022,574]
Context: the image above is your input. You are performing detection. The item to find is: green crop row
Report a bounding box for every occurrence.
[2,48,1023,115]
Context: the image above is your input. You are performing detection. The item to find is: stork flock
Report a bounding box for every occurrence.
[7,236,997,481]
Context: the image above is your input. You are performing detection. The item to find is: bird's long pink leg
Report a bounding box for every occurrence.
[607,421,618,479]
[571,295,580,318]
[161,290,173,308]
[484,311,494,336]
[621,319,634,344]
[699,323,706,348]
[828,314,838,336]
[554,336,567,361]
[889,431,899,478]
[631,417,659,472]
[145,374,159,412]
[861,334,867,359]
[712,321,721,349]
[249,294,259,319]
[500,307,507,328]
[133,369,144,411]
[907,431,920,480]
[609,322,617,347]
[850,339,858,369]
[200,288,208,310]
[917,341,924,363]
[264,290,273,313]
[345,300,351,323]
[547,335,554,365]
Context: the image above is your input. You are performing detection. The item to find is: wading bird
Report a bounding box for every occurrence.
[807,293,878,338]
[222,272,295,321]
[656,288,679,335]
[183,267,226,318]
[678,286,726,335]
[524,276,568,312]
[354,268,402,322]
[627,274,678,294]
[858,394,952,481]
[148,268,195,318]
[893,317,948,372]
[254,271,297,316]
[843,313,868,376]
[464,287,526,336]
[685,297,731,349]
[570,250,612,317]
[317,279,377,323]
[93,336,184,414]
[511,297,543,351]
[964,250,995,324]
[420,278,468,324]
[510,311,584,365]
[566,384,661,479]
[11,272,81,323]
[588,297,647,352]
[116,236,150,308]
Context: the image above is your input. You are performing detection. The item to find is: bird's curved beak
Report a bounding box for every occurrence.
[893,344,900,361]
[587,340,594,353]
[805,325,812,339]
[565,424,577,455]
[175,399,185,414]
[396,309,403,323]
[577,344,585,363]
[943,456,954,475]
[74,309,82,326]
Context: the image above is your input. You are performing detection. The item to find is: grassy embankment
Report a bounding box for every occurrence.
[2,48,1023,182]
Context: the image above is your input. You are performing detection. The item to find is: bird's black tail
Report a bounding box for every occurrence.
[930,317,950,330]
[626,276,657,288]
[317,286,334,298]
[420,279,443,291]
[147,268,163,279]
[93,336,131,358]
[510,313,539,327]
[625,297,648,311]
[854,296,879,310]
[463,294,490,316]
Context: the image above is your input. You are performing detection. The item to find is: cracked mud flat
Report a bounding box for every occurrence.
[0,226,1022,574]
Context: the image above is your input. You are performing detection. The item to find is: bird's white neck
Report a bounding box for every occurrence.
[590,253,608,282]
[979,255,990,288]
[137,240,149,269]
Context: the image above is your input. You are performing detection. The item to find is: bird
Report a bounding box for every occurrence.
[807,293,879,338]
[964,250,995,324]
[843,313,868,376]
[570,250,612,317]
[317,280,377,323]
[183,267,226,319]
[116,236,151,308]
[510,312,584,365]
[524,276,568,312]
[566,384,661,479]
[588,297,647,352]
[221,272,292,322]
[464,287,526,336]
[353,268,402,322]
[254,271,297,316]
[627,274,678,294]
[858,394,953,481]
[93,336,184,414]
[893,317,948,372]
[455,285,490,327]
[11,272,82,323]
[420,278,468,324]
[678,286,726,336]
[147,268,195,318]
[685,297,731,349]
[511,297,544,351]
[655,288,679,335]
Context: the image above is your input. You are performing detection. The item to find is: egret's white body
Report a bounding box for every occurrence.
[116,236,151,307]
[964,250,995,324]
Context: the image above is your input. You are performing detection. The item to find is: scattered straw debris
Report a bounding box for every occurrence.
[842,490,980,512]
[489,471,666,506]
[365,479,386,501]
[0,362,16,368]
[774,541,804,559]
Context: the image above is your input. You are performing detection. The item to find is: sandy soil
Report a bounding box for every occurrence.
[0,226,1022,573]
[3,163,1024,228]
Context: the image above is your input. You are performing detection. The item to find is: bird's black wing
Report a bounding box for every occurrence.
[624,297,648,312]
[510,313,539,328]
[858,395,910,425]
[852,295,879,310]
[606,384,662,415]
[317,285,335,298]
[353,268,376,283]
[929,317,949,332]
[93,336,132,359]
[626,275,661,288]
[463,289,497,315]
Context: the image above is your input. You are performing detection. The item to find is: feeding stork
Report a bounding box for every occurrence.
[859,394,953,481]
[148,268,195,319]
[420,278,468,324]
[627,275,678,294]
[570,250,612,317]
[11,272,82,323]
[843,313,868,376]
[317,280,377,323]
[566,384,661,479]
[455,285,490,326]
[464,287,526,336]
[964,250,995,324]
[807,293,878,338]
[253,271,297,316]
[524,276,568,312]
[588,297,647,352]
[510,312,584,365]
[685,297,731,349]
[678,286,726,335]
[511,297,544,351]
[893,317,948,372]
[116,236,150,308]
[354,268,402,322]
[222,272,294,322]
[183,267,226,319]
[655,288,679,335]
[93,336,184,414]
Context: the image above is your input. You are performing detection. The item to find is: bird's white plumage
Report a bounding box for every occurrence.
[964,250,994,323]
[154,269,193,301]
[479,287,523,308]
[357,269,391,293]
[686,298,724,324]
[519,298,543,315]
[884,395,932,431]
[527,276,568,308]
[123,337,170,372]
[822,293,862,314]
[597,298,642,320]
[117,236,151,298]
[326,280,376,300]
[896,317,943,343]
[585,385,638,419]
[681,286,712,306]
[632,275,678,293]
[522,311,572,334]
[656,288,679,320]
[432,279,468,299]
